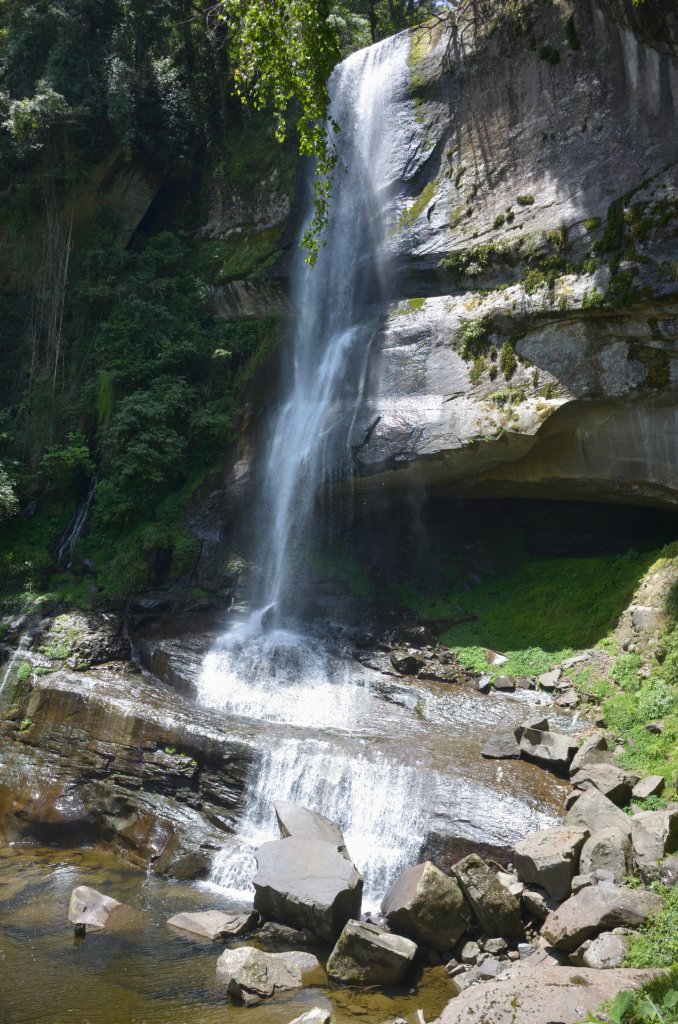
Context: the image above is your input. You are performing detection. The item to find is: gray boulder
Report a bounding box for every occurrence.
[541,886,662,952]
[452,854,523,942]
[571,930,630,969]
[513,826,589,901]
[274,801,349,859]
[514,717,550,742]
[523,885,559,920]
[481,729,520,759]
[632,775,665,801]
[68,886,122,932]
[167,909,257,940]
[216,946,321,1006]
[570,764,639,806]
[537,670,561,690]
[492,675,515,692]
[257,921,316,949]
[253,836,362,943]
[569,734,612,776]
[519,729,578,775]
[579,828,634,882]
[631,808,678,876]
[566,789,633,837]
[381,860,471,951]
[326,920,417,986]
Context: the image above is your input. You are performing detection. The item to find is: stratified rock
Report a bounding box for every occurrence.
[326,920,417,986]
[569,735,611,776]
[481,729,521,759]
[541,886,662,952]
[167,910,257,940]
[216,947,321,1006]
[452,854,523,942]
[570,764,638,806]
[632,775,665,801]
[631,808,678,876]
[513,826,589,901]
[519,729,578,775]
[435,967,657,1024]
[381,860,471,951]
[571,930,630,969]
[253,837,362,943]
[565,789,633,837]
[68,886,122,932]
[579,828,634,882]
[274,801,349,858]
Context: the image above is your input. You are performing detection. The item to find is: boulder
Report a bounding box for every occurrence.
[660,856,678,886]
[631,808,678,875]
[537,670,561,690]
[514,677,534,690]
[274,801,349,858]
[216,946,321,1006]
[519,729,578,775]
[579,828,634,882]
[326,920,417,986]
[523,885,559,920]
[478,957,502,979]
[288,1010,334,1024]
[632,775,665,801]
[541,886,662,952]
[460,940,481,964]
[253,836,362,943]
[167,910,257,940]
[381,860,471,951]
[492,676,515,692]
[481,729,520,759]
[569,734,611,776]
[452,854,523,942]
[513,717,550,743]
[483,937,508,955]
[257,922,316,949]
[68,886,122,932]
[571,930,630,969]
[390,651,424,675]
[513,826,589,901]
[555,689,579,709]
[435,966,658,1024]
[570,764,638,806]
[565,789,633,837]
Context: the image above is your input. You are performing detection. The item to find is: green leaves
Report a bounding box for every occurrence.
[219,0,341,261]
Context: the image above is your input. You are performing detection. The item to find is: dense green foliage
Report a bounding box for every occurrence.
[605,971,678,1024]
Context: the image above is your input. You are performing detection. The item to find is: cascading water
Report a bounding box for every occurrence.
[198,34,562,908]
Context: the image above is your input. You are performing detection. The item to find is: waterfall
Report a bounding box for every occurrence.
[198,33,418,905]
[55,477,96,568]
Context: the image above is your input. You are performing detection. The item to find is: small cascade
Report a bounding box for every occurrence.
[0,631,32,702]
[55,477,96,568]
[209,738,429,908]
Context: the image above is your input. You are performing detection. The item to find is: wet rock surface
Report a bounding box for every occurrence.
[215,946,322,1006]
[381,860,471,951]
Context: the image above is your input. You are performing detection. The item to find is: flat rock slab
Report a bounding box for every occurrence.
[68,886,122,932]
[570,764,638,806]
[541,886,662,951]
[274,801,349,859]
[381,860,471,951]
[481,729,521,759]
[216,947,321,1006]
[632,775,665,801]
[327,920,417,986]
[167,910,257,940]
[514,826,589,901]
[287,1010,334,1024]
[520,729,578,775]
[254,836,363,943]
[434,966,657,1024]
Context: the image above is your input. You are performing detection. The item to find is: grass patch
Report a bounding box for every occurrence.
[395,548,657,677]
[626,888,678,969]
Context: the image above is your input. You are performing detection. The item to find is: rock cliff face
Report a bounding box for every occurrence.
[345,0,678,508]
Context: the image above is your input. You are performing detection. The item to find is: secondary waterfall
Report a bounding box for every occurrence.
[199,34,562,907]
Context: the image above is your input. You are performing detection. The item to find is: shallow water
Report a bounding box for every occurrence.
[0,846,456,1024]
